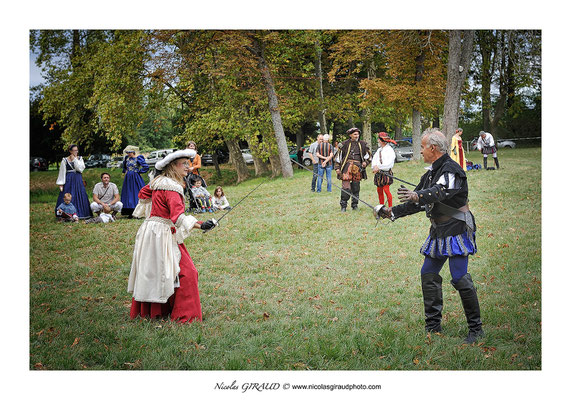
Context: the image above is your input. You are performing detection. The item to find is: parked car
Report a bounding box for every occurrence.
[107,156,124,168]
[241,149,254,165]
[146,148,177,167]
[391,140,413,162]
[497,139,516,148]
[469,137,516,150]
[30,156,48,171]
[202,150,229,165]
[85,154,111,168]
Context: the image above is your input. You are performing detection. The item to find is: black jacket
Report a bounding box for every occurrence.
[391,153,474,238]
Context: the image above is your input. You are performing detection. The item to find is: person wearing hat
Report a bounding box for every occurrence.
[121,149,149,217]
[450,128,467,171]
[334,127,372,211]
[375,128,483,344]
[128,149,217,323]
[476,131,499,170]
[371,132,397,207]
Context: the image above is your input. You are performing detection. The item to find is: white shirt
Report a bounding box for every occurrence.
[476,132,495,150]
[371,144,396,171]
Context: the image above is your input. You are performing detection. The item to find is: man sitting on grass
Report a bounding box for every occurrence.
[90,172,123,218]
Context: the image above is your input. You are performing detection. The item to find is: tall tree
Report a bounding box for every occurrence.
[244,31,294,179]
[442,30,474,142]
[361,30,447,159]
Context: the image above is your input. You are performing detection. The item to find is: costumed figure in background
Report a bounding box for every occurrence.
[55,144,92,219]
[371,132,396,207]
[450,128,467,172]
[121,148,149,217]
[375,129,484,344]
[334,127,371,211]
[127,149,217,323]
[476,131,500,170]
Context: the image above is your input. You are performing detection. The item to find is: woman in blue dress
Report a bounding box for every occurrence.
[55,144,92,219]
[121,149,149,217]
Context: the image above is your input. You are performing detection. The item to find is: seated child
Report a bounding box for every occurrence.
[212,186,231,211]
[190,179,214,213]
[84,203,115,224]
[56,193,79,222]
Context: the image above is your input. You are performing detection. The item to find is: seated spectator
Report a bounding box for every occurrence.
[212,186,231,211]
[56,193,79,222]
[91,172,123,218]
[84,203,116,224]
[190,179,214,213]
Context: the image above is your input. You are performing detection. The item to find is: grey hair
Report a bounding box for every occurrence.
[421,128,448,154]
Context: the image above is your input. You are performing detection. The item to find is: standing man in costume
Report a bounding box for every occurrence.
[334,127,371,211]
[450,128,467,171]
[371,132,397,207]
[375,129,484,344]
[477,130,500,170]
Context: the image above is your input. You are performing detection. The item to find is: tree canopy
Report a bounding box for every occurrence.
[31,29,541,178]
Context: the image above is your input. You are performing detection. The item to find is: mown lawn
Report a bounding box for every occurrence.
[29,147,541,370]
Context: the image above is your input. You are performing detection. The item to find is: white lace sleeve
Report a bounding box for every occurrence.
[75,157,86,173]
[132,198,152,219]
[56,159,66,186]
[174,213,199,243]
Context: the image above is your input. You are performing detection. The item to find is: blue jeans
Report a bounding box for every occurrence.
[317,164,332,192]
[311,163,319,190]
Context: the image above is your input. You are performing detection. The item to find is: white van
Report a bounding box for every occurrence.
[146,148,177,166]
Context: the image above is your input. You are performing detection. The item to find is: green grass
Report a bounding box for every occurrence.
[29,147,541,370]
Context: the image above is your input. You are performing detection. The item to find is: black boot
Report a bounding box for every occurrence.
[483,157,487,170]
[494,157,500,169]
[421,273,443,333]
[451,274,484,344]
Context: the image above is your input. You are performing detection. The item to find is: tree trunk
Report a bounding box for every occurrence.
[268,153,282,177]
[246,137,271,176]
[442,30,474,143]
[477,30,495,132]
[412,50,426,160]
[362,109,372,149]
[296,129,304,149]
[246,33,294,178]
[225,138,249,183]
[412,109,422,160]
[315,40,327,135]
[490,31,509,136]
[395,122,403,139]
[212,153,221,177]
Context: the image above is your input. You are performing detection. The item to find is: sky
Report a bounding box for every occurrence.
[29,50,44,87]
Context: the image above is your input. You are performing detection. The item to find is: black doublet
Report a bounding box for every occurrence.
[391,154,474,238]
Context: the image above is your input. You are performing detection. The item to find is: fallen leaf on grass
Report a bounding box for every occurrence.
[123,360,142,369]
[263,312,270,320]
[71,337,80,347]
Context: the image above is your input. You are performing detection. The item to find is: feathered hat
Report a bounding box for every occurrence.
[155,149,197,171]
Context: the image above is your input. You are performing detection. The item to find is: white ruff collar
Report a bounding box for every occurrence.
[150,176,184,196]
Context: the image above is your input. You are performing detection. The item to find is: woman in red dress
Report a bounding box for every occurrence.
[127,149,217,323]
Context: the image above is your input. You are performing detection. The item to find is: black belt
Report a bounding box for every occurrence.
[430,203,474,230]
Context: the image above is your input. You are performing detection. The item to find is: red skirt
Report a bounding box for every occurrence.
[130,244,202,323]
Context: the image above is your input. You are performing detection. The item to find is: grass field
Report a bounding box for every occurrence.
[29,147,541,371]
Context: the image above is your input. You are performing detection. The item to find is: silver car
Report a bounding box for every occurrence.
[241,149,254,164]
[392,140,413,162]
